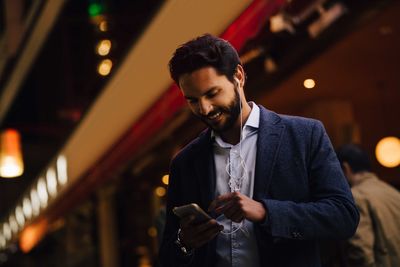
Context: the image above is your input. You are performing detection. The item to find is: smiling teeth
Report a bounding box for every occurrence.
[209,112,221,120]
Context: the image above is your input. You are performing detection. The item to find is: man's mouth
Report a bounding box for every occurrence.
[207,111,222,121]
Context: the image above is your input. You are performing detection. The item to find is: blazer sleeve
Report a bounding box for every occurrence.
[158,158,195,267]
[258,120,359,240]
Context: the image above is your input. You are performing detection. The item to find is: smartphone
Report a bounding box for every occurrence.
[173,203,212,224]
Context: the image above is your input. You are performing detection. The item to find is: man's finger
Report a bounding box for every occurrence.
[190,223,223,246]
[229,209,244,223]
[182,220,223,248]
[209,192,236,212]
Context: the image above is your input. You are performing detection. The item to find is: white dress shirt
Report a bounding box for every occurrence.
[212,102,261,267]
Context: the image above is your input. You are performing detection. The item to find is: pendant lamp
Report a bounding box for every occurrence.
[0,129,24,178]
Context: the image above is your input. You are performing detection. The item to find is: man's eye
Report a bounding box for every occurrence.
[207,92,217,98]
[187,99,198,104]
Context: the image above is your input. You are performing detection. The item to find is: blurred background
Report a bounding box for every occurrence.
[0,0,398,266]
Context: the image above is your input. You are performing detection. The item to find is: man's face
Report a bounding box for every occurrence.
[179,67,241,133]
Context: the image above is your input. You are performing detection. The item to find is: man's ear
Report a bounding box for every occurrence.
[234,64,245,87]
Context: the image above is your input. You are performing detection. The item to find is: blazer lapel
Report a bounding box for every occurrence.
[254,106,285,200]
[193,129,216,208]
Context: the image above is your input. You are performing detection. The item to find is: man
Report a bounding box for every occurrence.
[159,34,359,267]
[336,144,400,267]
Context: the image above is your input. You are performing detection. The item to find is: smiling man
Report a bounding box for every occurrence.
[158,34,359,267]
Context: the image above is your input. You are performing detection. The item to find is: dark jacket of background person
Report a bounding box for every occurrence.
[159,106,359,267]
[337,144,400,267]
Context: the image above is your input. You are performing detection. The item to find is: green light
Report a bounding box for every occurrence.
[88,3,104,17]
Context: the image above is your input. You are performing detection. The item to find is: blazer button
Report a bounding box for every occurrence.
[297,232,303,238]
[291,232,302,239]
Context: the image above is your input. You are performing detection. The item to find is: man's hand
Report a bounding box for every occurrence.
[179,215,223,249]
[208,192,266,223]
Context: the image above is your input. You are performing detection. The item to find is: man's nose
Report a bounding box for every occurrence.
[198,99,212,116]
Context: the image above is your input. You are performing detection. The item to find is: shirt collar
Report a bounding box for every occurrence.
[245,102,260,130]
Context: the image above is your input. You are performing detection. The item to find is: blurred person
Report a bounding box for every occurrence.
[159,34,359,267]
[336,144,400,267]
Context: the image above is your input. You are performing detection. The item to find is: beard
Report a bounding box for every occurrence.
[199,85,241,133]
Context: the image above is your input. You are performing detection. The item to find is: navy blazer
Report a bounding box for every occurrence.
[159,106,359,267]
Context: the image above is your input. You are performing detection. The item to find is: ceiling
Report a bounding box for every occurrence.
[0,0,398,232]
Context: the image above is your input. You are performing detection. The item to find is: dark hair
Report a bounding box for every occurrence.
[168,34,241,86]
[336,144,372,173]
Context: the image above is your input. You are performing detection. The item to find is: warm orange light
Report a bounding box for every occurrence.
[148,227,157,237]
[303,79,316,89]
[19,219,48,253]
[162,174,169,185]
[375,136,400,168]
[0,129,24,178]
[155,186,166,197]
[97,59,113,76]
[96,39,112,56]
[99,20,108,32]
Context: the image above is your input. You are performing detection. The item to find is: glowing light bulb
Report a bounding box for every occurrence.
[57,155,68,185]
[23,197,33,219]
[98,59,113,76]
[37,177,48,208]
[162,174,169,185]
[96,39,111,56]
[155,187,166,197]
[0,129,24,178]
[46,168,57,197]
[303,79,316,89]
[375,136,400,168]
[15,206,25,227]
[99,20,108,32]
